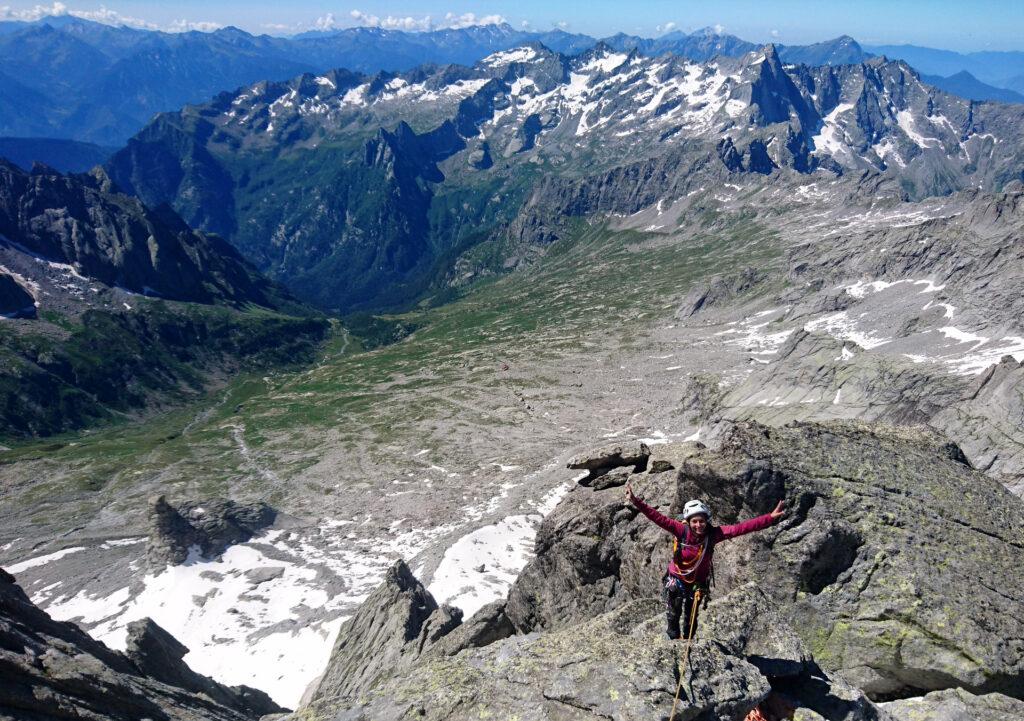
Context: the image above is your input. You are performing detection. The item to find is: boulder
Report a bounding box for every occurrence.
[881,688,1024,721]
[245,566,285,585]
[0,272,36,318]
[311,559,462,700]
[146,495,276,570]
[428,600,515,657]
[505,472,673,632]
[125,618,284,718]
[590,464,633,489]
[568,440,651,484]
[648,441,707,474]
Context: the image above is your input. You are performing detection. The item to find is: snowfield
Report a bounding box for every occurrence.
[29,480,574,707]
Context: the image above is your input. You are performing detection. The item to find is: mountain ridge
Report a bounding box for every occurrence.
[1,14,1017,146]
[104,42,1024,314]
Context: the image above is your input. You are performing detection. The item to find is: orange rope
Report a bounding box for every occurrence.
[669,589,702,721]
[672,536,709,583]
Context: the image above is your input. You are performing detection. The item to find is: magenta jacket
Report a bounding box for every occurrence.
[630,492,776,584]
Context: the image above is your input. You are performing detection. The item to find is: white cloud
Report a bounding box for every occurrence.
[0,2,67,21]
[0,3,219,32]
[555,20,569,29]
[347,9,431,31]
[770,29,780,38]
[168,18,222,32]
[656,21,677,34]
[313,12,339,30]
[341,9,506,32]
[713,23,726,34]
[442,12,505,29]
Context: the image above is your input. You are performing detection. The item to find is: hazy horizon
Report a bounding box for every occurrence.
[1,1,1023,54]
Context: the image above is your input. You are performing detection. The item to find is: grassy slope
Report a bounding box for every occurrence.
[0,300,329,438]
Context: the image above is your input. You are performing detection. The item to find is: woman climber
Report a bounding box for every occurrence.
[625,482,786,640]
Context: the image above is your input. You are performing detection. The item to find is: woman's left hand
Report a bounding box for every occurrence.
[769,500,786,520]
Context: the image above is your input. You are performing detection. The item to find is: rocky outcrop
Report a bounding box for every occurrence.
[506,441,708,632]
[125,618,284,718]
[299,571,886,721]
[509,420,1024,702]
[567,440,651,485]
[0,271,35,318]
[427,600,515,657]
[881,688,1024,721]
[0,160,285,307]
[0,568,274,720]
[312,559,462,700]
[504,469,668,632]
[700,583,812,679]
[304,598,773,721]
[146,495,276,569]
[676,268,770,319]
[931,355,1024,495]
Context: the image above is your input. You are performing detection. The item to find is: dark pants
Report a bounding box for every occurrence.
[663,576,705,640]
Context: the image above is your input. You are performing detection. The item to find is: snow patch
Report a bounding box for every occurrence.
[483,47,538,66]
[811,103,855,157]
[7,547,87,573]
[897,110,941,149]
[803,312,890,350]
[715,309,794,357]
[427,483,570,617]
[580,52,628,74]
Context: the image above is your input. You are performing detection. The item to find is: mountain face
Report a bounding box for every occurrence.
[0,160,327,437]
[0,160,284,306]
[106,42,1024,313]
[777,34,870,66]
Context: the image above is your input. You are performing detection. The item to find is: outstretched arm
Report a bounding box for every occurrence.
[717,500,786,541]
[625,481,687,537]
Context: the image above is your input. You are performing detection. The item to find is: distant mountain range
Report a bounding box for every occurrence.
[0,137,115,173]
[2,16,1024,147]
[865,43,1024,92]
[922,71,1024,104]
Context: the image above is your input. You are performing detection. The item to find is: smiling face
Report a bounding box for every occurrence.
[688,514,708,537]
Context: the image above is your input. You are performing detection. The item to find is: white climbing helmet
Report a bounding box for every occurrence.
[681,499,712,521]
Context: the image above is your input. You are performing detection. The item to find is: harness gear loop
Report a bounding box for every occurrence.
[669,588,702,721]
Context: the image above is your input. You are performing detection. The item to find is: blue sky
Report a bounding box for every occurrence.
[2,1,1023,51]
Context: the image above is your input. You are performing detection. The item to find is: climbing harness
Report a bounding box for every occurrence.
[672,531,711,584]
[669,588,702,721]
